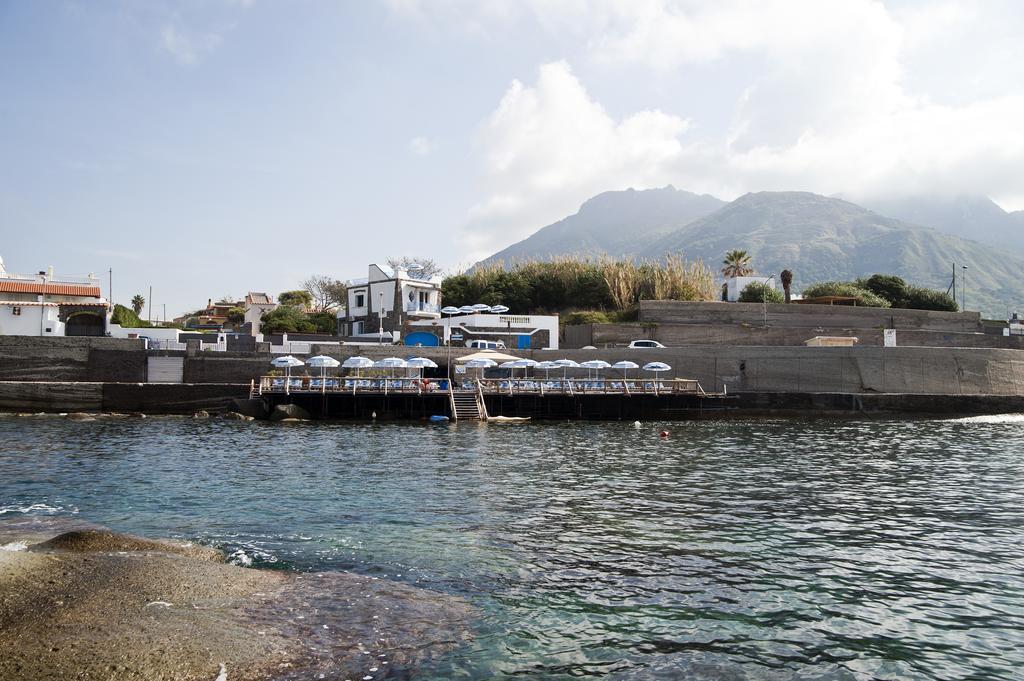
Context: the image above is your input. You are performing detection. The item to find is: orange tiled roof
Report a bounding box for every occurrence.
[0,281,103,297]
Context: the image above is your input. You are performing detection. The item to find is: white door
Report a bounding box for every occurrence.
[147,357,184,383]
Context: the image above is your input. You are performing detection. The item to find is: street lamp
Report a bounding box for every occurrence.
[378,291,384,346]
[961,265,968,311]
[763,274,776,328]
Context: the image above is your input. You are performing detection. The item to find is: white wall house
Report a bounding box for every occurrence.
[726,275,777,302]
[409,313,560,350]
[244,292,278,335]
[340,264,442,340]
[0,257,109,336]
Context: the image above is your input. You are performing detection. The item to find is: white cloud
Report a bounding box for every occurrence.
[461,61,690,262]
[159,24,223,66]
[446,1,1024,259]
[409,136,437,155]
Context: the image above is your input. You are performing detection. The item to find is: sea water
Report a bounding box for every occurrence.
[2,414,1024,680]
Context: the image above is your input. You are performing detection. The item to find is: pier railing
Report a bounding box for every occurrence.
[255,375,710,397]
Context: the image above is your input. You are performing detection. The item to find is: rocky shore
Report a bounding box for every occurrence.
[0,517,473,680]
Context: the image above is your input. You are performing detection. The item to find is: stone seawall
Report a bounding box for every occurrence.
[0,336,145,382]
[0,382,249,414]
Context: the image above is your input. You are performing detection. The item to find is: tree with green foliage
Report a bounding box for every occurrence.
[130,294,145,315]
[259,305,314,333]
[111,304,151,327]
[278,290,313,309]
[739,282,784,304]
[721,250,753,278]
[857,274,909,307]
[442,256,715,315]
[780,269,793,303]
[801,281,891,308]
[903,286,958,311]
[226,307,245,326]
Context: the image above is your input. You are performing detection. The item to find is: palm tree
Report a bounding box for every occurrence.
[131,294,145,315]
[781,269,793,303]
[721,250,753,278]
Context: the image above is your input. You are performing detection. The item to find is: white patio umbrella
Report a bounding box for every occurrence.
[463,356,496,383]
[406,356,438,379]
[643,361,672,374]
[440,305,462,315]
[612,360,640,379]
[471,303,492,313]
[580,359,611,380]
[374,357,408,377]
[489,304,510,314]
[306,355,340,384]
[342,355,374,377]
[270,355,304,380]
[458,305,476,314]
[554,358,580,379]
[534,360,559,379]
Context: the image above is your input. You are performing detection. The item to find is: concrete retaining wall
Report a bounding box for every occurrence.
[565,322,1024,350]
[640,300,983,332]
[0,381,249,414]
[0,336,146,382]
[526,346,1024,396]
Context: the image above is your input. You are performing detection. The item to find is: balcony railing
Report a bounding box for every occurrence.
[406,302,440,314]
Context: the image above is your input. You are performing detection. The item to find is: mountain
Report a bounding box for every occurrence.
[479,186,725,266]
[640,192,1023,316]
[476,186,1024,317]
[856,194,1024,256]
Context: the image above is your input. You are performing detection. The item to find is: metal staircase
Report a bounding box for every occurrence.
[449,383,488,421]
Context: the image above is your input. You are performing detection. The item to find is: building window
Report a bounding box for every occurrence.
[12,307,20,316]
[355,293,365,308]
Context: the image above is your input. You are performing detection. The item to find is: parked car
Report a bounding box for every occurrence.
[466,339,506,350]
[628,339,665,348]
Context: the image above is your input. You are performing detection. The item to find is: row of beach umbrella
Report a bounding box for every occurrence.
[272,354,671,381]
[271,355,439,380]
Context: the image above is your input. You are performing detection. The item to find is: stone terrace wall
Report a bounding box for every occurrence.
[565,323,1024,350]
[540,345,1024,396]
[0,336,145,382]
[640,300,983,333]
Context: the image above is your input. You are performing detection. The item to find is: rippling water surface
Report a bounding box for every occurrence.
[3,414,1024,679]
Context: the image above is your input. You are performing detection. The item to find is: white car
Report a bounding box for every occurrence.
[628,339,665,349]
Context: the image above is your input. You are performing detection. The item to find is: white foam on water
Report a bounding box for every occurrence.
[227,549,254,567]
[215,662,227,681]
[0,503,66,516]
[0,541,28,551]
[949,413,1024,424]
[144,601,173,608]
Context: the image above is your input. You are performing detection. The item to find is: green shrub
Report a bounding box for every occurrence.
[903,286,958,312]
[858,274,909,307]
[562,311,612,325]
[738,282,784,304]
[801,281,891,307]
[110,304,151,327]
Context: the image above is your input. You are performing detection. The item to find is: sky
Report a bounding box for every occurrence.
[2,0,1023,318]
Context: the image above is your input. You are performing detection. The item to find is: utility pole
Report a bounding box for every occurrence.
[961,265,968,311]
[148,286,153,324]
[108,268,113,306]
[163,303,166,325]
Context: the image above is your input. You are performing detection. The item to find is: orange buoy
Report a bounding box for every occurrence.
[660,430,670,438]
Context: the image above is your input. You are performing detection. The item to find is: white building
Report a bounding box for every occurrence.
[244,292,278,335]
[408,313,560,350]
[0,257,109,336]
[726,275,777,302]
[339,264,442,340]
